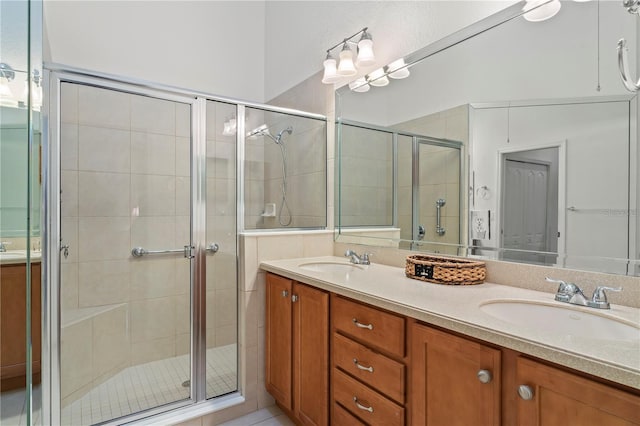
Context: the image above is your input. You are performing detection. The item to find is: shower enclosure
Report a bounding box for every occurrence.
[34,69,327,425]
[338,121,463,253]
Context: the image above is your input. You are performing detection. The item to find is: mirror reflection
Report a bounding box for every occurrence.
[336,1,640,276]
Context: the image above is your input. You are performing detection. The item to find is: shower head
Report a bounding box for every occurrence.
[246,124,293,145]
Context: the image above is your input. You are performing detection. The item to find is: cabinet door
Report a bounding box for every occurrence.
[293,282,329,426]
[516,357,640,426]
[411,323,501,426]
[265,273,293,410]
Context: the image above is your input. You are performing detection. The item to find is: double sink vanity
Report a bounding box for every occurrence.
[261,255,640,425]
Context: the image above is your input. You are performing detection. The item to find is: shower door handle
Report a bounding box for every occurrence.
[131,245,194,258]
[206,243,219,254]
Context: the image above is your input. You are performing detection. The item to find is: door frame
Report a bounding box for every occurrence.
[42,70,219,425]
[496,140,567,260]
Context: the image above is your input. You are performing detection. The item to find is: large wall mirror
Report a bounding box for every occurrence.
[336,0,640,276]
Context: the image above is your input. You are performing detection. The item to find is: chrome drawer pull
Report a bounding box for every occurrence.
[352,318,373,330]
[353,358,374,373]
[353,396,374,413]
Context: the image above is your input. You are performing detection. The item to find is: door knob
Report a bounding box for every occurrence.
[477,369,492,384]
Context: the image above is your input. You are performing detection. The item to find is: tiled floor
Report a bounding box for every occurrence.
[218,406,294,426]
[1,344,237,426]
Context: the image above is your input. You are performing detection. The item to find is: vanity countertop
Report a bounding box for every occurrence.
[0,250,42,266]
[260,256,640,390]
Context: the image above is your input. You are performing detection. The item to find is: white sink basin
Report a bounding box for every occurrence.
[0,251,26,260]
[298,261,363,273]
[480,300,640,342]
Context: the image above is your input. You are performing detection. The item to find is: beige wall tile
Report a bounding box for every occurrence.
[61,263,79,311]
[130,216,176,251]
[302,233,334,257]
[131,336,178,365]
[131,95,176,136]
[176,103,191,138]
[78,125,131,173]
[256,235,304,261]
[175,293,191,335]
[215,289,238,327]
[78,260,130,307]
[60,82,79,124]
[240,236,258,292]
[92,306,129,377]
[130,297,176,343]
[78,171,130,217]
[176,137,191,177]
[175,332,190,356]
[61,171,78,218]
[78,85,130,130]
[78,217,130,262]
[61,320,93,398]
[61,123,79,171]
[131,132,176,175]
[131,174,176,216]
[130,257,179,300]
[215,324,237,347]
[243,291,258,349]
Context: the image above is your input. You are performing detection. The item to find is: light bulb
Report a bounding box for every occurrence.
[349,77,370,93]
[387,58,410,79]
[322,54,339,84]
[367,68,389,87]
[337,44,357,77]
[357,31,375,66]
[523,0,561,22]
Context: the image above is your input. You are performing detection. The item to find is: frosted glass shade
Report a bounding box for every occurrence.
[523,0,561,22]
[367,68,389,87]
[338,47,357,76]
[387,58,410,79]
[322,57,339,84]
[349,77,370,93]
[357,39,375,66]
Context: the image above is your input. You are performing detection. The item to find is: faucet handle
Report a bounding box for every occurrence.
[545,277,569,291]
[588,286,622,309]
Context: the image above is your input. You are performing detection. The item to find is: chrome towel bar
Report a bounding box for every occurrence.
[131,243,219,258]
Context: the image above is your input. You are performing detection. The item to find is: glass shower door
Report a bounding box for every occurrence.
[58,82,194,424]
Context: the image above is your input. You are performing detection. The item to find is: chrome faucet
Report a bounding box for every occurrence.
[546,277,622,309]
[344,249,371,265]
[0,242,8,253]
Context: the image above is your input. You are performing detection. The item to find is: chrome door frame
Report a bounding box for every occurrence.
[43,70,212,425]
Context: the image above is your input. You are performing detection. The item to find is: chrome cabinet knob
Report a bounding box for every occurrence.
[477,369,492,384]
[282,290,288,298]
[518,385,534,400]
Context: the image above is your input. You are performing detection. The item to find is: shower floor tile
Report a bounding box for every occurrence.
[1,344,237,426]
[61,344,237,425]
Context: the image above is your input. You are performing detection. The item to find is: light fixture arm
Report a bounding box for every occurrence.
[617,38,640,92]
[0,63,16,81]
[325,27,369,55]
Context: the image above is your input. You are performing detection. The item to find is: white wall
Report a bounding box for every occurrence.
[264,0,517,101]
[44,1,266,101]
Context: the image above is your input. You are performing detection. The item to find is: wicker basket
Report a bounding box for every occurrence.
[405,255,486,285]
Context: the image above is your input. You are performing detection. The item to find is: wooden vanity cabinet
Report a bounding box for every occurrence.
[516,356,640,425]
[264,272,640,425]
[411,322,501,426]
[1,262,41,391]
[265,273,329,426]
[331,295,407,425]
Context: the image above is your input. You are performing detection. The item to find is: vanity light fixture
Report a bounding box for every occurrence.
[222,117,237,136]
[322,28,375,84]
[0,62,42,110]
[348,77,370,93]
[523,0,561,22]
[387,58,411,79]
[367,68,389,87]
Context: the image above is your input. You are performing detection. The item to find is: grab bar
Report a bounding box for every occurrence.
[131,243,219,258]
[436,198,446,236]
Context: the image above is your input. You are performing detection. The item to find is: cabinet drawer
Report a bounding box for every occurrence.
[333,296,405,357]
[333,333,405,403]
[333,402,366,426]
[333,368,404,426]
